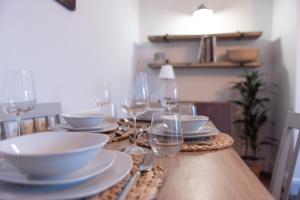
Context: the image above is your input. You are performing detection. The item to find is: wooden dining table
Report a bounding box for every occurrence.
[103,121,274,200]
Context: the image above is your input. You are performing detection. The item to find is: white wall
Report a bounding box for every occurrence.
[0,0,140,112]
[295,7,300,195]
[296,5,300,113]
[271,0,300,195]
[271,0,297,132]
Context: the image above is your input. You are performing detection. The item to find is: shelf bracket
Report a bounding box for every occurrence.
[237,31,245,40]
[163,34,169,42]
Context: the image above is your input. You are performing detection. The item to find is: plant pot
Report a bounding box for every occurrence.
[242,156,263,177]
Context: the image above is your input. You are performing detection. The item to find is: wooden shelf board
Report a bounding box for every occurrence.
[148,62,262,69]
[148,31,262,43]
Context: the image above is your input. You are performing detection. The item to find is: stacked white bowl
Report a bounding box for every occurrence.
[179,115,209,132]
[62,111,105,128]
[162,115,209,133]
[0,132,109,177]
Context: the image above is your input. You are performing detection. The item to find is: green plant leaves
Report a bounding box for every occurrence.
[231,70,276,158]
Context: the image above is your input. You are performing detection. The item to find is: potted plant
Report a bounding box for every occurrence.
[231,70,276,176]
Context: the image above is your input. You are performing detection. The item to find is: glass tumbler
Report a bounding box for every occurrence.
[149,112,183,158]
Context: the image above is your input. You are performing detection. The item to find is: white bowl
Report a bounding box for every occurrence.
[180,115,209,132]
[0,132,109,177]
[162,115,209,133]
[62,112,105,128]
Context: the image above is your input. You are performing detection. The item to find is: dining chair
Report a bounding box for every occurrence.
[193,102,232,134]
[173,103,197,115]
[270,111,300,200]
[0,102,62,139]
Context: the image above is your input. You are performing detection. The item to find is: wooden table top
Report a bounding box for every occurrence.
[104,122,274,200]
[157,149,273,200]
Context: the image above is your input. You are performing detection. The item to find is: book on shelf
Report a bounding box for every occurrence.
[196,36,204,62]
[196,36,217,63]
[205,37,211,62]
[211,36,217,62]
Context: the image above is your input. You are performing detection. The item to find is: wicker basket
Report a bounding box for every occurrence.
[226,48,259,63]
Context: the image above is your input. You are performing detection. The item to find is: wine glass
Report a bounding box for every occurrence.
[120,72,150,154]
[0,69,36,138]
[101,103,117,123]
[160,79,179,112]
[96,82,111,109]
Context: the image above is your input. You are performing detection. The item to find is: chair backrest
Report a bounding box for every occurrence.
[193,102,232,134]
[0,102,62,139]
[270,111,300,200]
[173,103,197,115]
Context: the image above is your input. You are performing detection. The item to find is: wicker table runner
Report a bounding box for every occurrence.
[91,154,165,200]
[136,133,234,152]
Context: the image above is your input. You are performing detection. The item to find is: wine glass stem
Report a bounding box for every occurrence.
[132,115,137,146]
[167,107,171,113]
[16,116,22,137]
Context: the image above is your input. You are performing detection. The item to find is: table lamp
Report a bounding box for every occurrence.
[158,64,175,80]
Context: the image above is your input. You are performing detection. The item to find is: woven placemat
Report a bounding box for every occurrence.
[136,133,234,152]
[95,154,165,200]
[107,128,132,143]
[109,120,147,143]
[108,126,150,143]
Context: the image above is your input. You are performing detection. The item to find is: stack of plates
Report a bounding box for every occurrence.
[0,150,132,199]
[183,126,219,140]
[50,122,119,133]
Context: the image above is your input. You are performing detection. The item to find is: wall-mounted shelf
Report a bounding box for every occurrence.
[148,62,262,69]
[148,31,262,43]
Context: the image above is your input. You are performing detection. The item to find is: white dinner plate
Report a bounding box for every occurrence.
[183,131,219,139]
[0,150,132,200]
[155,126,217,138]
[183,126,217,136]
[0,150,116,186]
[90,123,118,133]
[50,122,119,133]
[57,122,112,131]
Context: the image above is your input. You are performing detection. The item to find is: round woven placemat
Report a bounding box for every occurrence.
[136,133,234,152]
[95,154,165,200]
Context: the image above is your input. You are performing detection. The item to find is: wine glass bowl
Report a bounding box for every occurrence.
[160,80,178,112]
[96,82,111,109]
[0,69,37,138]
[100,103,117,123]
[1,100,36,117]
[120,101,149,117]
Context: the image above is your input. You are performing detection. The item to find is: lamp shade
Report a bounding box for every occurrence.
[193,4,213,18]
[158,64,175,80]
